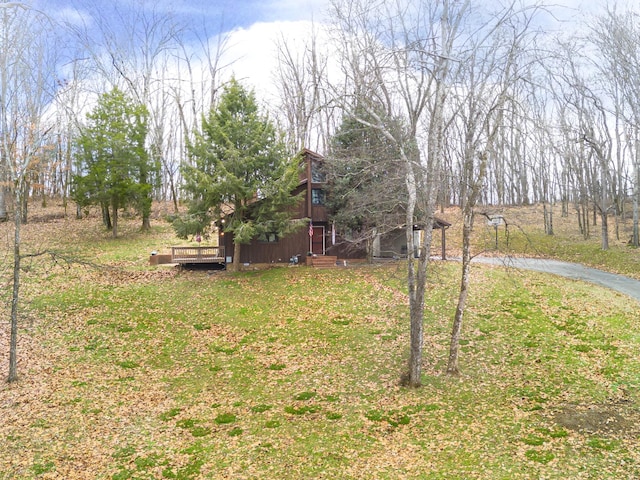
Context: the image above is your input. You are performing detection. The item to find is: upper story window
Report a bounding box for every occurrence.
[311,160,326,183]
[311,188,326,206]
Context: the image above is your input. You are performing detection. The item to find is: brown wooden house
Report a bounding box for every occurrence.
[220,149,449,265]
[219,149,363,265]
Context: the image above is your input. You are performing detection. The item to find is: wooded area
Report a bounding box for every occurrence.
[0,1,638,247]
[3,0,640,385]
[4,5,640,474]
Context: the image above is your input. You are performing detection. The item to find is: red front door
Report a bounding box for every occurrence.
[311,226,325,254]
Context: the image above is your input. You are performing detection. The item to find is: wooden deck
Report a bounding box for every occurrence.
[171,246,226,265]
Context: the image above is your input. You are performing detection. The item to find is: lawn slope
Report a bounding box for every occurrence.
[1,207,640,479]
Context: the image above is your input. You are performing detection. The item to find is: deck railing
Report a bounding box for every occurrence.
[171,246,226,264]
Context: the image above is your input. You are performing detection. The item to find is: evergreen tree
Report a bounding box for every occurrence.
[179,78,301,271]
[73,88,153,237]
[324,110,407,248]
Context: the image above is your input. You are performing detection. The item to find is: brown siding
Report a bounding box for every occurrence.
[220,149,370,264]
[311,204,328,222]
[223,228,309,264]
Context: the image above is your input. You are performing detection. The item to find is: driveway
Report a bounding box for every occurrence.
[470,257,640,303]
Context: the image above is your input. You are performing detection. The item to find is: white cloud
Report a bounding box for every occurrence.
[218,20,332,105]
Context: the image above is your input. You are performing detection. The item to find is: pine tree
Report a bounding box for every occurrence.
[179,78,301,271]
[73,88,153,237]
[324,110,407,245]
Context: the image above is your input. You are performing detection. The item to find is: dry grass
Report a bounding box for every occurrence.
[434,203,640,279]
[1,201,640,479]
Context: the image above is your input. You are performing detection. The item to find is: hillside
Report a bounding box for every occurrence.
[436,203,640,280]
[0,202,639,479]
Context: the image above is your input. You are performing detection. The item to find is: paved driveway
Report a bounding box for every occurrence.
[470,257,640,303]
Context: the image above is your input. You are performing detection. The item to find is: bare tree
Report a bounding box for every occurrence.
[549,38,616,250]
[589,8,640,247]
[329,0,468,387]
[274,24,335,152]
[65,0,187,227]
[0,2,59,382]
[168,23,232,212]
[579,96,614,251]
[446,2,538,375]
[535,7,640,249]
[51,57,94,217]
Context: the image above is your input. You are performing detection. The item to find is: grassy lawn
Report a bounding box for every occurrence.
[1,204,640,479]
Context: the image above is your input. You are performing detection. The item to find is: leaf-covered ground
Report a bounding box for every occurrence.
[1,205,640,479]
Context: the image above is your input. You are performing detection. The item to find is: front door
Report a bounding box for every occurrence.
[311,226,325,255]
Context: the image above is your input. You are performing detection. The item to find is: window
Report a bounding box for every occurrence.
[311,161,326,183]
[311,188,326,205]
[258,232,278,243]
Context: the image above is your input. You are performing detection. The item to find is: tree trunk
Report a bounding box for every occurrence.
[405,154,424,388]
[112,202,119,238]
[584,203,589,238]
[20,180,28,224]
[633,168,639,247]
[601,210,609,250]
[8,190,21,383]
[140,172,152,232]
[102,202,112,229]
[169,174,179,213]
[230,242,242,272]
[543,202,554,235]
[447,214,472,376]
[0,187,7,222]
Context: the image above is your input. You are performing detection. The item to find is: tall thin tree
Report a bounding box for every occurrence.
[0,2,59,382]
[329,0,465,386]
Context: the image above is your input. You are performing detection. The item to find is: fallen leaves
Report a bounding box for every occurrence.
[3,206,640,479]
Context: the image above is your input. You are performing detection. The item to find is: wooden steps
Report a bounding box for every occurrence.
[307,255,340,268]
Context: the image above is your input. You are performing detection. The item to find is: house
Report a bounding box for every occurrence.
[219,149,364,265]
[220,149,450,265]
[372,219,451,260]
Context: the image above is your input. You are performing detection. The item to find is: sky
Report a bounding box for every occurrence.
[33,0,331,33]
[30,0,615,32]
[15,0,633,116]
[24,0,332,101]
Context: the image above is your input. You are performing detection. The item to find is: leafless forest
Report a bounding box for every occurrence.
[1,0,639,247]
